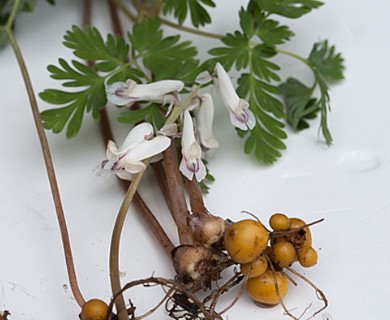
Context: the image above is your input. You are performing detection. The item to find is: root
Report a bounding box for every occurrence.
[271,218,324,239]
[108,276,220,320]
[265,255,300,320]
[285,267,328,319]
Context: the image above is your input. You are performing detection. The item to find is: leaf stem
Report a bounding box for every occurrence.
[165,86,200,125]
[5,0,20,29]
[113,0,223,39]
[275,48,310,67]
[4,5,85,309]
[159,16,223,40]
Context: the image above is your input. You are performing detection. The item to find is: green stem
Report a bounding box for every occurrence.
[159,17,223,40]
[5,0,20,29]
[109,158,151,319]
[275,48,310,67]
[4,12,85,309]
[114,0,223,40]
[165,86,200,125]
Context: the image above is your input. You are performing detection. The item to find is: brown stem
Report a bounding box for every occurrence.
[108,0,124,36]
[104,0,174,256]
[184,178,206,215]
[162,144,193,245]
[152,162,174,214]
[83,0,92,27]
[4,27,85,307]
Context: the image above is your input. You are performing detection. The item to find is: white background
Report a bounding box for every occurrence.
[1,0,389,319]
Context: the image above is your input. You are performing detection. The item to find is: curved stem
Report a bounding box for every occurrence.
[4,24,85,307]
[275,48,310,67]
[159,17,223,40]
[113,0,223,40]
[165,86,200,125]
[5,0,20,29]
[109,160,151,320]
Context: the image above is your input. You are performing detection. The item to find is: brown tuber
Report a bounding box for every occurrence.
[188,213,226,247]
[80,299,108,320]
[171,245,224,287]
[224,219,269,263]
[245,270,288,306]
[241,255,268,278]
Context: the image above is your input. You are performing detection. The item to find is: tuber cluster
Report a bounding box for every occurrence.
[220,213,320,307]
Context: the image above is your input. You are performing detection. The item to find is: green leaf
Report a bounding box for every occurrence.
[208,31,250,70]
[308,40,345,145]
[207,7,288,163]
[308,40,345,82]
[39,59,107,138]
[128,18,199,82]
[280,78,319,130]
[254,0,323,18]
[40,26,137,138]
[198,159,215,194]
[118,104,165,129]
[162,0,216,28]
[256,18,294,46]
[64,25,129,64]
[240,6,294,46]
[238,74,287,164]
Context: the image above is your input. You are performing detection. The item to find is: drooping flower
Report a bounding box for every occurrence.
[214,62,256,130]
[196,94,219,149]
[179,111,207,182]
[102,122,171,180]
[106,79,185,107]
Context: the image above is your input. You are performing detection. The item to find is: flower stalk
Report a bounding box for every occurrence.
[163,144,194,245]
[3,0,85,308]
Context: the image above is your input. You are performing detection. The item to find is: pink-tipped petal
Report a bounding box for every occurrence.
[179,157,194,181]
[229,110,248,131]
[195,159,207,182]
[246,109,256,130]
[106,81,134,106]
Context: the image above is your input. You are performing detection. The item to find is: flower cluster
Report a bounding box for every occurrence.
[103,63,255,182]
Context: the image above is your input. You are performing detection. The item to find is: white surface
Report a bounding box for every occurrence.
[1,0,390,319]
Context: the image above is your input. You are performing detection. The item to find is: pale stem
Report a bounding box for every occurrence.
[109,159,151,319]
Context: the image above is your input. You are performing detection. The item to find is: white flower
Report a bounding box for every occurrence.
[196,94,219,149]
[106,79,185,107]
[179,111,207,182]
[214,62,256,130]
[102,122,171,180]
